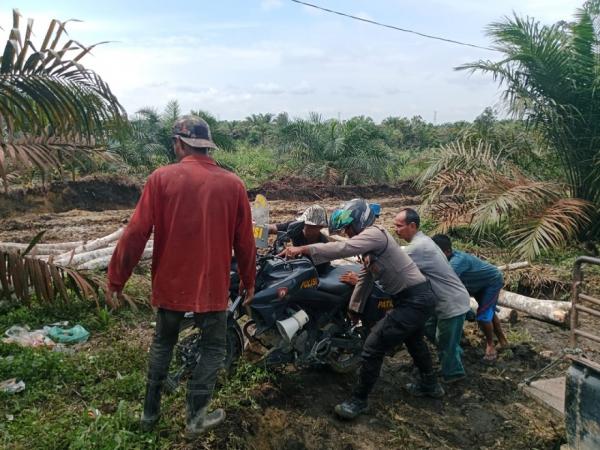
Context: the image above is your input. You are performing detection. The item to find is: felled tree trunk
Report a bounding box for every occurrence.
[497,261,530,271]
[498,290,570,325]
[497,306,518,324]
[468,297,518,323]
[54,228,124,265]
[77,246,153,270]
[0,241,83,255]
[59,245,117,267]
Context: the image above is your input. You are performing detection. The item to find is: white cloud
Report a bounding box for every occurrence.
[290,81,315,95]
[254,82,285,95]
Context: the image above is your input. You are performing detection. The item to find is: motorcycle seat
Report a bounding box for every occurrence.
[317,265,358,296]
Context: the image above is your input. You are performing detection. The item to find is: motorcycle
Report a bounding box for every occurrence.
[164,222,394,391]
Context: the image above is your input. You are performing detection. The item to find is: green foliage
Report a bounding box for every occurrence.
[109,103,177,172]
[278,113,394,184]
[418,139,592,259]
[212,145,277,189]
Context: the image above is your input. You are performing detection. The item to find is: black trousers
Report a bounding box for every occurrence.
[353,283,435,400]
[146,309,227,418]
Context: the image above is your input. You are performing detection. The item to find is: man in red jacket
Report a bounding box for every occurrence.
[106,116,256,438]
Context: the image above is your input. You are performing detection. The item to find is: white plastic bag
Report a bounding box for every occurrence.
[3,325,54,347]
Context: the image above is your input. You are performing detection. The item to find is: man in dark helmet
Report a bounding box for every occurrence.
[281,198,444,420]
[107,115,256,438]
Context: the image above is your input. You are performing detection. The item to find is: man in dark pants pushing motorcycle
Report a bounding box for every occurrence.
[281,199,444,420]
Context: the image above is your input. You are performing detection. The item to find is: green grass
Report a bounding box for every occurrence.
[506,327,534,346]
[0,300,271,449]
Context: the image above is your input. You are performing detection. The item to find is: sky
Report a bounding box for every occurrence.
[2,0,584,123]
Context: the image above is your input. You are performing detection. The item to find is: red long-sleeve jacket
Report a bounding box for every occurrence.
[108,154,256,313]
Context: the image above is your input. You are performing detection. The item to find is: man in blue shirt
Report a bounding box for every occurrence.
[432,234,509,363]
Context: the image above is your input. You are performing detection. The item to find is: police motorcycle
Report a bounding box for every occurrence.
[164,217,393,391]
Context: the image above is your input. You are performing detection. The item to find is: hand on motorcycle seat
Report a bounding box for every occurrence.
[339,271,359,286]
[277,245,306,259]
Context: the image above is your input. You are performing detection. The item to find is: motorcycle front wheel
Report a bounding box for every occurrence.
[326,326,366,374]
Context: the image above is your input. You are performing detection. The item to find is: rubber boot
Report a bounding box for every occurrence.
[185,407,226,439]
[140,377,163,431]
[185,383,225,439]
[406,371,445,398]
[334,397,369,420]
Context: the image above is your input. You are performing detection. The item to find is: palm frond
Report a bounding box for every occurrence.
[470,180,565,232]
[0,9,126,186]
[419,137,593,257]
[0,248,101,306]
[507,197,592,259]
[455,3,600,237]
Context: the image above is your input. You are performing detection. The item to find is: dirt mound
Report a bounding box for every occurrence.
[248,176,419,201]
[0,176,141,218]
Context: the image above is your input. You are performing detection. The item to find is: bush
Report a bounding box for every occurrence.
[213,145,278,189]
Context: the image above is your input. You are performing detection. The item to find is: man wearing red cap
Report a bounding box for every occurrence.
[106,115,256,438]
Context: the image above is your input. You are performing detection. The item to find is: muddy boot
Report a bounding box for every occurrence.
[334,397,368,420]
[140,377,163,432]
[406,372,445,398]
[185,407,226,439]
[185,383,225,439]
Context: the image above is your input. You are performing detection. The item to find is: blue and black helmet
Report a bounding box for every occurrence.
[329,198,376,235]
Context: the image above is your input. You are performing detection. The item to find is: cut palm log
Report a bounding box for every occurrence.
[331,258,361,267]
[468,297,518,323]
[54,240,154,268]
[0,241,84,255]
[54,228,124,265]
[60,245,117,267]
[497,306,518,323]
[497,290,570,325]
[497,261,530,271]
[78,246,153,270]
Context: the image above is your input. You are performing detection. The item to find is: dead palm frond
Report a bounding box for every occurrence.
[0,247,101,306]
[0,9,126,188]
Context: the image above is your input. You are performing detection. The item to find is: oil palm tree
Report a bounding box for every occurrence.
[0,9,125,189]
[457,0,600,237]
[279,113,391,184]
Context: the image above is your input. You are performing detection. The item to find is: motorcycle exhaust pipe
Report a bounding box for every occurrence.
[276,309,309,342]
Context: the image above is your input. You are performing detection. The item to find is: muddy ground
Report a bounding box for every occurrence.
[1,187,595,449]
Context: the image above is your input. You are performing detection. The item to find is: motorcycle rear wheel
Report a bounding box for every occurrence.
[163,319,244,394]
